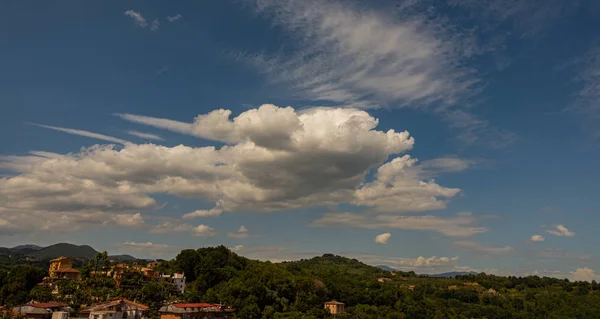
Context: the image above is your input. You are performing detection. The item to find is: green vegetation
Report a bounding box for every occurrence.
[2,246,600,318]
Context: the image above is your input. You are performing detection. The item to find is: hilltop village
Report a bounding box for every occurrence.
[1,245,600,319]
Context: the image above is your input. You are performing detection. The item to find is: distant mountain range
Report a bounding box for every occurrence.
[0,243,138,261]
[376,265,478,278]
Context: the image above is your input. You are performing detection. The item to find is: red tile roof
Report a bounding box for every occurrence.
[29,303,68,308]
[172,303,216,308]
[50,256,71,262]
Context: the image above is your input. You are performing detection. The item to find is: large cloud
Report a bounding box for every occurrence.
[1,105,465,234]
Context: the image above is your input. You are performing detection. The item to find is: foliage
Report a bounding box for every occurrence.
[3,246,600,319]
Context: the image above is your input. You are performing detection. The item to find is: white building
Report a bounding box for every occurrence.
[161,272,186,294]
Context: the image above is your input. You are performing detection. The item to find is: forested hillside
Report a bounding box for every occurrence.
[2,246,600,319]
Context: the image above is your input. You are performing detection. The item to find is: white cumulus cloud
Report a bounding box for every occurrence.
[2,104,470,235]
[228,225,250,239]
[570,267,600,282]
[182,207,223,219]
[531,234,545,242]
[546,224,575,237]
[374,232,391,244]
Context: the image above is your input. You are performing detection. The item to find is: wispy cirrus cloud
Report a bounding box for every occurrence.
[30,123,130,144]
[126,130,164,141]
[454,240,514,254]
[312,212,487,237]
[167,14,183,22]
[570,47,600,137]
[124,10,148,28]
[245,0,479,108]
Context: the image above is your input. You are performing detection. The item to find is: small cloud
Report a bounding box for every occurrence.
[126,130,164,141]
[182,208,223,219]
[531,235,545,242]
[150,19,160,31]
[124,10,147,28]
[193,224,216,237]
[228,225,250,239]
[374,232,391,244]
[546,224,575,237]
[151,222,216,237]
[571,267,599,282]
[167,14,183,22]
[232,245,244,252]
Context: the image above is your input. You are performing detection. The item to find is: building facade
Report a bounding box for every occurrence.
[324,301,345,314]
[49,257,79,279]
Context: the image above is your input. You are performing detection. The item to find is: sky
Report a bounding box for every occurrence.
[1,0,600,281]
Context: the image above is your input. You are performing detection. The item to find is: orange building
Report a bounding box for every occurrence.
[48,257,79,280]
[324,301,345,314]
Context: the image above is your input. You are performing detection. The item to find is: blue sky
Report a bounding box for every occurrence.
[1,0,600,281]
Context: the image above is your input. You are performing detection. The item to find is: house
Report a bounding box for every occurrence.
[377,277,391,283]
[79,298,148,319]
[12,302,70,319]
[324,301,345,314]
[49,257,79,280]
[408,285,415,291]
[160,273,186,294]
[158,303,233,319]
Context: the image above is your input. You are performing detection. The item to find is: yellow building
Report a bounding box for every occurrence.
[49,256,79,279]
[324,301,345,314]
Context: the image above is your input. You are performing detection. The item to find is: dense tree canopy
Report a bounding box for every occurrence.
[2,247,600,318]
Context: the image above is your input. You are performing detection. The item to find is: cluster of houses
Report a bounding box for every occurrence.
[2,299,234,319]
[44,257,186,294]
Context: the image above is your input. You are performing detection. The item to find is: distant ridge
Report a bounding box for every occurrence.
[377,265,398,272]
[424,271,479,278]
[30,243,99,260]
[0,243,144,261]
[108,254,138,261]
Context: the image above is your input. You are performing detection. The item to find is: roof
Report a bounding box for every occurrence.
[173,303,216,308]
[55,268,80,273]
[325,301,344,305]
[85,298,149,312]
[29,303,68,308]
[13,303,69,315]
[50,256,72,262]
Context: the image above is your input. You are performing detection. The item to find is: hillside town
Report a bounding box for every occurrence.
[1,256,235,319]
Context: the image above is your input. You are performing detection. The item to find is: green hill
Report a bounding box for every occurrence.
[30,243,99,260]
